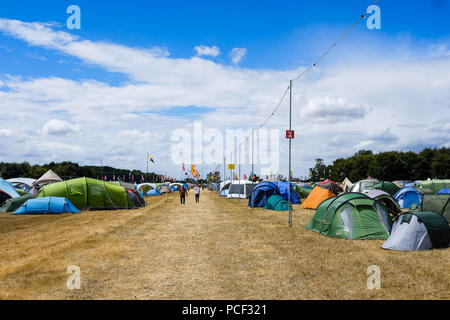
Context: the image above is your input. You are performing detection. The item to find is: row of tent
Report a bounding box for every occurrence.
[213,177,449,250]
[216,180,301,212]
[305,192,450,251]
[0,170,147,215]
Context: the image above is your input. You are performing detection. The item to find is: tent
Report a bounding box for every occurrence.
[14,197,80,215]
[248,182,280,208]
[0,194,33,213]
[264,195,289,211]
[275,182,301,204]
[295,185,313,199]
[37,177,140,210]
[363,189,401,217]
[341,178,353,192]
[382,212,450,251]
[7,178,36,193]
[220,180,232,197]
[350,179,379,193]
[126,189,146,207]
[32,170,63,188]
[227,181,256,199]
[146,189,162,196]
[301,184,338,209]
[0,178,20,205]
[305,193,393,240]
[437,188,450,195]
[158,185,173,194]
[137,183,157,194]
[416,179,450,195]
[394,187,423,209]
[372,181,400,196]
[421,194,450,223]
[15,188,26,196]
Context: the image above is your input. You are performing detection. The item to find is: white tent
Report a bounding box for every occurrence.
[382,212,450,251]
[349,179,378,193]
[227,180,256,199]
[341,178,353,192]
[382,215,433,251]
[32,170,63,187]
[7,178,36,188]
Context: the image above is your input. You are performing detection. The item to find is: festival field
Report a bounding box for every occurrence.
[0,191,448,300]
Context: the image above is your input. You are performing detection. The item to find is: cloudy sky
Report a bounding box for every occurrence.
[0,1,449,179]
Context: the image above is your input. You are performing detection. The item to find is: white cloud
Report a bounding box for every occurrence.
[231,48,247,64]
[42,119,79,136]
[0,18,449,176]
[299,96,366,122]
[194,45,220,57]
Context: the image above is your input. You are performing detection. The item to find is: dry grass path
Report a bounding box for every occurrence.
[0,191,448,299]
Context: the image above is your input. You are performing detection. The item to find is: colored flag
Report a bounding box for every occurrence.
[148,155,154,163]
[182,163,185,171]
[244,174,247,180]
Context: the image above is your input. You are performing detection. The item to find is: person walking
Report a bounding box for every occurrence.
[179,185,188,205]
[194,184,201,203]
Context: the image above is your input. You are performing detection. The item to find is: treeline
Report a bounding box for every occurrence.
[0,161,158,182]
[310,147,450,182]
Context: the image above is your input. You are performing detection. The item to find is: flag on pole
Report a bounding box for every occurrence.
[148,155,154,163]
[244,174,247,180]
[182,163,185,171]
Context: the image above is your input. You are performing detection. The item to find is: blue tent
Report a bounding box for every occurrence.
[0,178,20,205]
[146,189,162,196]
[437,188,450,195]
[394,187,423,209]
[14,197,80,215]
[275,182,301,204]
[248,182,281,208]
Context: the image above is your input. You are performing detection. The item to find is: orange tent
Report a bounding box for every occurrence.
[301,186,336,209]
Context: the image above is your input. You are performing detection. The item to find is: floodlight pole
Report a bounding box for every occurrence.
[288,80,293,228]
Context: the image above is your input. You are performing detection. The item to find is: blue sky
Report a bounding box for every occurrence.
[0,1,449,178]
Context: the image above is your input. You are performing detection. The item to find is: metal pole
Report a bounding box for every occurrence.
[101,160,103,181]
[239,144,241,201]
[251,128,255,209]
[288,80,293,228]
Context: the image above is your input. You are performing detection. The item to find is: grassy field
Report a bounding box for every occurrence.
[0,190,448,300]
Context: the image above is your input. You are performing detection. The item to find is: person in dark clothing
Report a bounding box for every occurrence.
[179,185,188,205]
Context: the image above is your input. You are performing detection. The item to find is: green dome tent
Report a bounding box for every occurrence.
[295,185,313,199]
[264,195,289,211]
[421,194,450,223]
[38,177,140,210]
[416,179,450,195]
[0,194,33,213]
[305,193,393,240]
[372,181,400,196]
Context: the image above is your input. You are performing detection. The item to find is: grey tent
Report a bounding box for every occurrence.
[382,212,450,251]
[363,189,401,217]
[341,178,353,193]
[31,170,63,196]
[32,170,63,187]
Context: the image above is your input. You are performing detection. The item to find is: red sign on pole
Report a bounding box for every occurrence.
[286,130,295,139]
